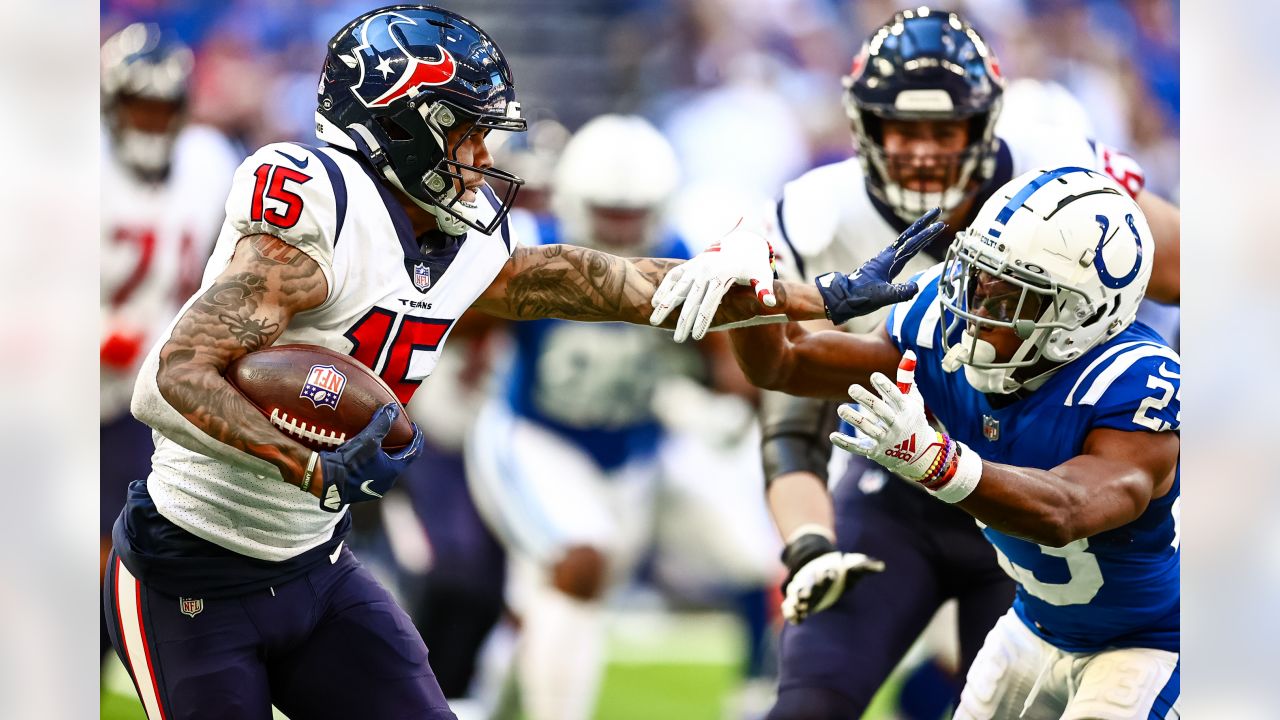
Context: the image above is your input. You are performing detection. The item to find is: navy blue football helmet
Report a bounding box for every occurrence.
[101,23,193,180]
[317,5,527,236]
[843,8,1004,222]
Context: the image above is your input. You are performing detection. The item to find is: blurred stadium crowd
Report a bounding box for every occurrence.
[100,1,1178,719]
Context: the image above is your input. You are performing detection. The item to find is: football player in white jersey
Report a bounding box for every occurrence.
[650,8,1181,719]
[102,7,858,719]
[99,22,239,660]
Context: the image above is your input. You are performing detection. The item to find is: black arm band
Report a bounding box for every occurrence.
[781,532,837,584]
[760,391,841,488]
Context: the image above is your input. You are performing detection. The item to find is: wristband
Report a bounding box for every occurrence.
[300,452,319,494]
[929,441,982,504]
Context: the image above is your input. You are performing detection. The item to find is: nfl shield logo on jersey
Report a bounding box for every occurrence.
[413,262,432,292]
[300,364,347,410]
[982,415,1001,441]
[179,597,203,618]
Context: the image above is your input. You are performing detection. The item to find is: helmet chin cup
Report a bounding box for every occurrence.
[963,364,1019,395]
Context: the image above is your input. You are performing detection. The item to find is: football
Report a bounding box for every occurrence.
[225,344,414,453]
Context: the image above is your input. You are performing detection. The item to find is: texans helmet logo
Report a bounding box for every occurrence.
[348,11,457,109]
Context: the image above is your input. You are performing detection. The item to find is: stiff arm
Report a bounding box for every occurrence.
[472,243,828,326]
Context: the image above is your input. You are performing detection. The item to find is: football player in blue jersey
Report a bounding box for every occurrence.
[651,9,1181,718]
[704,167,1180,719]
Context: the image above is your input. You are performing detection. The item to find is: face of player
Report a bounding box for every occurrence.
[443,120,494,203]
[967,270,1043,363]
[880,118,970,195]
[588,206,651,251]
[116,95,184,134]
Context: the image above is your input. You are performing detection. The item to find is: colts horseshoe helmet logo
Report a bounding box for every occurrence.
[346,11,457,109]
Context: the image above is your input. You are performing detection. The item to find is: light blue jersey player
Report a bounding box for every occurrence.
[714,167,1180,719]
[465,114,692,720]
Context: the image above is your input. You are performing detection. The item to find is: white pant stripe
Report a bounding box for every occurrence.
[114,558,166,720]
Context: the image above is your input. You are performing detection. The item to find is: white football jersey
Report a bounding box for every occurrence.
[133,142,516,561]
[766,123,1147,335]
[101,125,239,421]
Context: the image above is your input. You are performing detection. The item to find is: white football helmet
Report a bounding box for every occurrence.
[938,167,1153,394]
[551,114,680,253]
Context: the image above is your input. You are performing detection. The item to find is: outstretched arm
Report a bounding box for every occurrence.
[729,322,903,400]
[472,243,826,326]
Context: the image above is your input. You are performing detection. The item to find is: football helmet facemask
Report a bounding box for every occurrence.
[101,23,193,181]
[843,8,1004,223]
[316,5,527,236]
[937,167,1154,394]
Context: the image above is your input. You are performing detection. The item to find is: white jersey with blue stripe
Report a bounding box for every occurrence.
[131,142,515,564]
[502,215,692,470]
[886,270,1180,653]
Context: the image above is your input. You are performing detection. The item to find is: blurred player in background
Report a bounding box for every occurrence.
[103,7,819,718]
[721,9,1181,719]
[99,21,238,658]
[718,166,1181,718]
[466,114,759,720]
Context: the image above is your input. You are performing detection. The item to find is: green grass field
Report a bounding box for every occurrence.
[101,610,907,720]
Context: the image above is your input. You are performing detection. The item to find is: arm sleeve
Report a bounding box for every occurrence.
[759,389,840,487]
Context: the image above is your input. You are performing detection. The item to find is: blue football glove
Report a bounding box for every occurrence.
[815,207,945,325]
[316,403,423,512]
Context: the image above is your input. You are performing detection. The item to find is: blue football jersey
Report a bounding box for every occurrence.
[885,265,1180,653]
[504,217,693,470]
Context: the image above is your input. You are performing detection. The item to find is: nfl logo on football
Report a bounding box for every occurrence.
[413,262,431,292]
[179,597,203,618]
[300,364,347,410]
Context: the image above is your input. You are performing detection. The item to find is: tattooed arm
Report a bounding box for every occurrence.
[472,244,827,325]
[132,234,329,492]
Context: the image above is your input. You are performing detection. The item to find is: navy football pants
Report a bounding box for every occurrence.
[104,545,456,720]
[769,455,1015,719]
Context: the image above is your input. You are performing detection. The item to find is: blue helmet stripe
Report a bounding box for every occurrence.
[992,166,1097,230]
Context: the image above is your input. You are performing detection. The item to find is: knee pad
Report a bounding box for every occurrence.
[551,545,607,600]
[767,685,862,720]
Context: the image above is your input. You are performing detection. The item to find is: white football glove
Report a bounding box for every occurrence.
[830,352,982,502]
[780,529,884,624]
[649,221,777,343]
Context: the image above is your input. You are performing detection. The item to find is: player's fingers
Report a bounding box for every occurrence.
[649,269,692,326]
[896,207,941,245]
[869,372,908,412]
[389,422,425,461]
[673,274,710,343]
[830,431,876,456]
[692,277,734,340]
[847,382,896,419]
[843,553,886,574]
[362,403,397,441]
[896,350,918,394]
[890,221,944,276]
[749,275,777,308]
[836,403,885,438]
